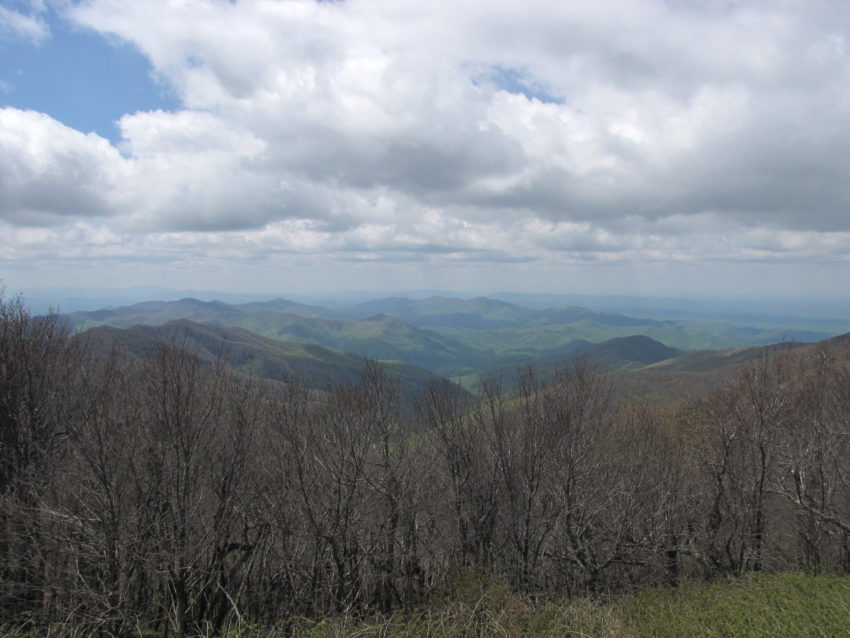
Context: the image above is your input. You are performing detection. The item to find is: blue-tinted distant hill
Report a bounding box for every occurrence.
[78,319,455,400]
[334,296,831,348]
[63,295,837,381]
[66,297,333,329]
[339,296,536,329]
[65,299,489,374]
[341,296,665,329]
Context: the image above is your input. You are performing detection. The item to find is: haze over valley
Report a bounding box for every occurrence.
[55,288,850,402]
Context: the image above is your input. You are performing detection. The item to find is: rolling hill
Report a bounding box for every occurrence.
[464,335,684,392]
[66,299,490,374]
[610,340,809,404]
[78,319,454,399]
[209,312,487,373]
[339,296,537,329]
[62,295,838,385]
[545,334,685,372]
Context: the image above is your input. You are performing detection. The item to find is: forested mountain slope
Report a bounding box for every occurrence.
[66,298,486,373]
[63,296,836,379]
[79,319,453,398]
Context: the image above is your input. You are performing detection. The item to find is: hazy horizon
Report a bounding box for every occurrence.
[7,282,850,322]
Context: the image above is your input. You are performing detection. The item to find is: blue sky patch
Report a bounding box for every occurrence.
[475,65,564,105]
[0,8,178,143]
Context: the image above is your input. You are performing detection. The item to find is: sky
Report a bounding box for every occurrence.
[2,0,850,299]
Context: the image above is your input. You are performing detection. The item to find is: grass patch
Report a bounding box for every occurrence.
[621,572,850,637]
[4,573,848,637]
[277,572,850,638]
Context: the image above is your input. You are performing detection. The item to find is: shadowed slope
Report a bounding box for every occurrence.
[79,319,455,398]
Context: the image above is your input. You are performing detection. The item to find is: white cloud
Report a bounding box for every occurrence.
[3,0,850,294]
[0,108,125,225]
[0,3,48,43]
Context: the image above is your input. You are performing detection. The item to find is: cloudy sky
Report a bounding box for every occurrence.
[2,0,850,298]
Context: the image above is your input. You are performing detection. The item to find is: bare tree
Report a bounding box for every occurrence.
[491,367,564,589]
[131,341,265,638]
[542,361,620,593]
[774,341,850,571]
[699,350,794,575]
[0,290,85,622]
[418,375,500,575]
[47,352,148,635]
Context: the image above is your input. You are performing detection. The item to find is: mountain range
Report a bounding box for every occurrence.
[64,295,833,374]
[78,319,451,402]
[61,294,849,402]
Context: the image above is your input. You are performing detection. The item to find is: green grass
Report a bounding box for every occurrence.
[269,572,850,638]
[5,573,849,636]
[621,572,850,638]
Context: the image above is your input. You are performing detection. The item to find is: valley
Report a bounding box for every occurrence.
[63,292,850,400]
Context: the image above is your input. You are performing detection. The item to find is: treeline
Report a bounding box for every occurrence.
[2,292,850,637]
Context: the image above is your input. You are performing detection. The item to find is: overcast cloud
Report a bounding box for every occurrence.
[2,0,850,296]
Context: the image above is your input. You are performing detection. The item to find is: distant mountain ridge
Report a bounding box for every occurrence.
[66,299,487,374]
[62,295,837,381]
[340,296,663,330]
[72,310,850,405]
[78,319,452,399]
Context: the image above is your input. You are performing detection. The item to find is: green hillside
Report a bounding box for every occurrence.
[65,298,494,373]
[211,312,488,374]
[545,334,684,371]
[341,295,538,328]
[63,295,836,383]
[432,317,828,354]
[463,335,683,392]
[79,319,452,398]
